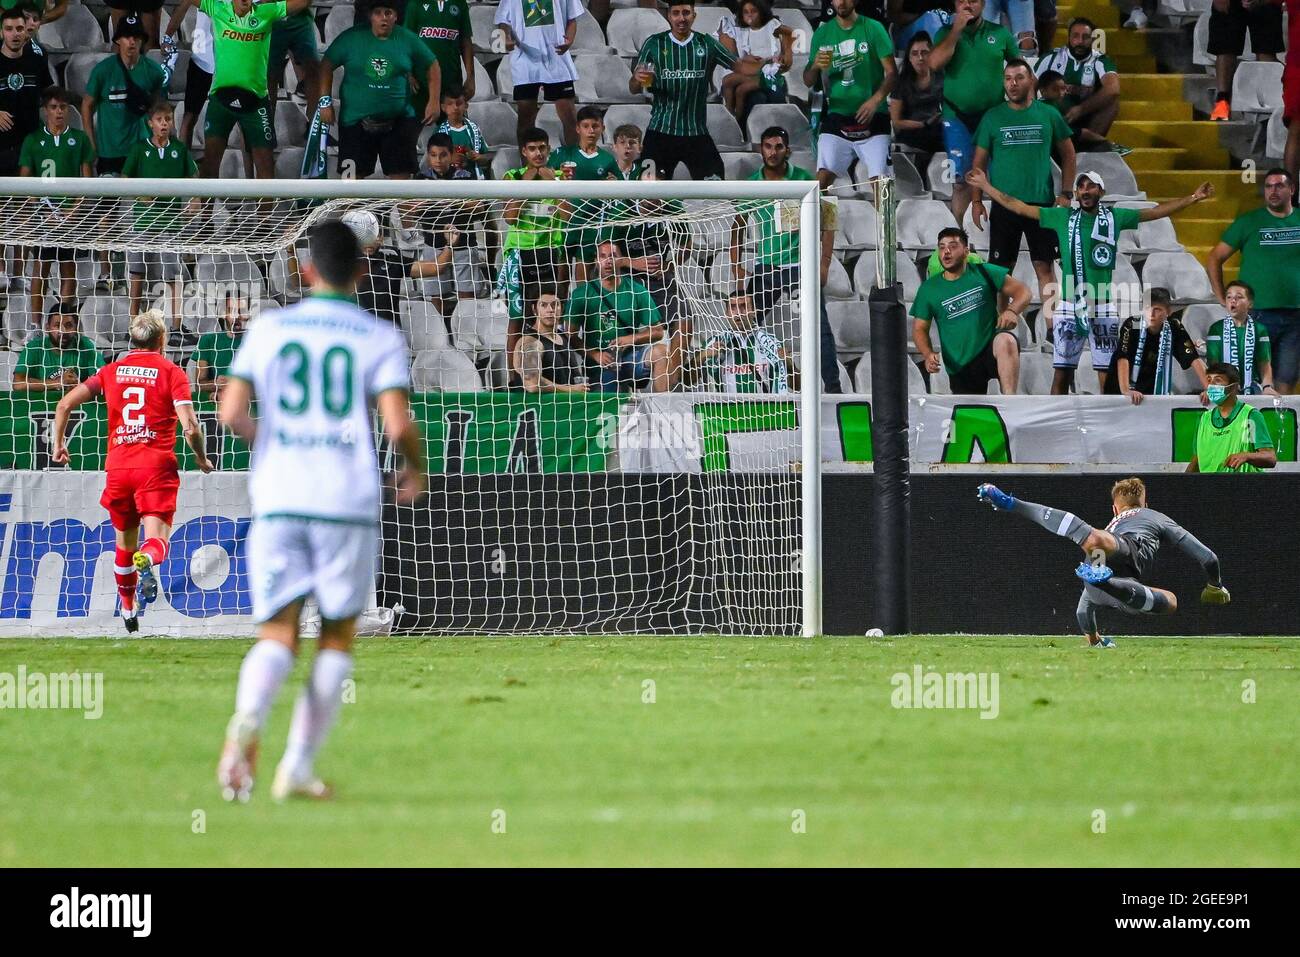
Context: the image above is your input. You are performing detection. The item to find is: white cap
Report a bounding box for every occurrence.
[341,209,381,249]
[1076,170,1106,192]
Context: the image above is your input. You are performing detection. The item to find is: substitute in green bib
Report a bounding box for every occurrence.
[82,15,165,175]
[929,0,1019,223]
[405,0,474,119]
[1208,168,1300,393]
[803,0,895,191]
[1187,362,1278,473]
[319,0,439,179]
[910,226,1030,395]
[968,166,1214,395]
[164,0,313,179]
[123,100,197,322]
[12,300,104,394]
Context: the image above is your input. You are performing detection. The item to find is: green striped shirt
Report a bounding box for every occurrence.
[637,31,736,137]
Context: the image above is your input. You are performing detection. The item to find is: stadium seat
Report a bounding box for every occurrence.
[765,299,800,360]
[195,254,265,294]
[469,100,519,149]
[851,250,923,301]
[897,198,957,252]
[722,151,762,179]
[926,153,953,200]
[324,3,355,45]
[1267,106,1288,159]
[218,150,247,179]
[775,7,814,40]
[176,101,205,151]
[692,6,729,38]
[836,360,853,393]
[411,349,485,392]
[960,202,992,253]
[1170,358,1206,395]
[1012,251,1042,305]
[274,103,309,149]
[573,54,645,104]
[833,200,879,251]
[534,103,568,146]
[403,300,451,352]
[572,12,614,54]
[1231,60,1284,117]
[38,3,107,51]
[851,355,871,394]
[471,5,501,55]
[1158,0,1212,26]
[1074,351,1099,394]
[930,366,951,394]
[1075,153,1143,200]
[1018,351,1054,395]
[62,52,109,99]
[891,151,930,198]
[0,350,17,391]
[606,9,669,57]
[1142,252,1215,303]
[494,54,515,99]
[600,104,652,143]
[827,300,869,356]
[451,298,508,357]
[825,255,855,300]
[80,295,129,352]
[1179,303,1221,345]
[706,104,747,150]
[790,148,814,173]
[491,146,521,178]
[470,59,494,102]
[745,104,811,149]
[275,147,306,179]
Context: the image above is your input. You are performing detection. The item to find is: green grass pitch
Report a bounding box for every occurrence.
[1,635,1296,866]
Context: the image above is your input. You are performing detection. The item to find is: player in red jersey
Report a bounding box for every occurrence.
[51,311,213,632]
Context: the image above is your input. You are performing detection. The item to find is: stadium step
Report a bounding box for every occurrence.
[1136,170,1259,197]
[1120,100,1193,122]
[1122,74,1194,102]
[1122,148,1204,172]
[1107,120,1232,154]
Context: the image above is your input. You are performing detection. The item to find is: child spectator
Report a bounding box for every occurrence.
[1205,281,1278,396]
[435,87,490,180]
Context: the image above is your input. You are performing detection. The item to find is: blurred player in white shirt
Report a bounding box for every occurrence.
[216,219,426,802]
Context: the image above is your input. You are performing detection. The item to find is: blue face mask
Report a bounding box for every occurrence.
[1207,385,1230,404]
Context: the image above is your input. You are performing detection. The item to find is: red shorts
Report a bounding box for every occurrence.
[1285,63,1300,124]
[101,467,180,530]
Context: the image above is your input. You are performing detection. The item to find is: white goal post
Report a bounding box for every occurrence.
[0,176,824,638]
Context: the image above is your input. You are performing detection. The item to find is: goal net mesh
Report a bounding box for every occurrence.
[0,183,816,637]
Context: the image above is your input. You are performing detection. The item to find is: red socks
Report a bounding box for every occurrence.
[114,547,137,612]
[139,537,169,567]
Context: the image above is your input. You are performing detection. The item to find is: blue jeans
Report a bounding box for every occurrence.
[984,0,1036,38]
[600,343,655,392]
[894,10,951,53]
[1254,308,1300,388]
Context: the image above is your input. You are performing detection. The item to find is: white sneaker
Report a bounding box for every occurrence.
[217,712,259,803]
[270,763,334,802]
[1124,8,1148,29]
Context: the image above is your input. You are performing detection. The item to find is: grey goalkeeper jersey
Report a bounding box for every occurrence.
[1104,507,1219,582]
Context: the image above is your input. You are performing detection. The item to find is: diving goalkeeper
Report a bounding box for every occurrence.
[976,477,1229,647]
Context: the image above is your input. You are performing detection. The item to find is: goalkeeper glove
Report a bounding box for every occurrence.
[1200,583,1231,605]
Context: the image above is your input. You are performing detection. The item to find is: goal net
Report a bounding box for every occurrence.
[0,177,823,638]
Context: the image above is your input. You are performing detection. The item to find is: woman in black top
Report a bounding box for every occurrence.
[513,290,590,393]
[889,32,945,155]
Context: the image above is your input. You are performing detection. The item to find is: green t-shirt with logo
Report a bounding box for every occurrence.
[1206,317,1273,388]
[742,163,815,267]
[974,101,1072,204]
[1039,205,1141,304]
[202,0,288,99]
[1220,207,1300,311]
[405,0,472,92]
[1195,400,1274,473]
[550,144,616,224]
[193,330,244,380]
[324,24,435,125]
[636,30,737,137]
[934,20,1019,117]
[18,126,94,177]
[567,276,662,350]
[16,334,104,385]
[502,167,563,249]
[910,261,1009,373]
[805,14,892,118]
[122,137,198,231]
[84,54,166,160]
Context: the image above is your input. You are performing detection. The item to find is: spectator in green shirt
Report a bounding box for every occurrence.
[1205,280,1277,397]
[193,292,249,400]
[318,1,439,180]
[12,300,104,394]
[1206,168,1300,394]
[567,239,670,392]
[19,85,92,323]
[82,15,165,176]
[1187,362,1278,473]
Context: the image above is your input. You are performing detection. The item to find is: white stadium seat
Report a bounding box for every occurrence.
[833,200,879,251]
[0,351,17,392]
[606,9,669,57]
[412,349,485,392]
[275,147,305,179]
[451,299,508,357]
[572,12,615,54]
[746,104,812,149]
[62,52,109,99]
[706,104,747,150]
[1142,252,1215,303]
[1231,60,1284,117]
[274,103,309,149]
[533,103,568,146]
[960,202,992,254]
[897,198,957,252]
[470,59,494,101]
[827,300,869,356]
[852,355,871,394]
[324,4,355,46]
[468,100,519,149]
[1179,303,1221,345]
[1135,216,1185,254]
[38,4,107,51]
[692,6,729,39]
[472,5,501,55]
[851,250,923,302]
[1268,105,1288,159]
[600,104,652,144]
[80,295,129,352]
[1076,153,1144,200]
[403,300,452,352]
[723,151,762,180]
[573,54,645,104]
[825,256,855,300]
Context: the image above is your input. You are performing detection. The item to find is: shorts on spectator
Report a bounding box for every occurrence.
[816,112,892,179]
[496,245,565,320]
[248,516,378,624]
[184,61,214,119]
[127,248,185,281]
[941,109,982,179]
[97,156,126,176]
[33,247,75,266]
[1052,301,1120,371]
[417,247,490,301]
[339,115,421,178]
[0,146,21,177]
[949,331,1018,394]
[1285,64,1300,123]
[747,263,799,315]
[513,81,576,102]
[205,93,275,150]
[1207,0,1284,57]
[639,267,688,331]
[640,130,723,181]
[601,343,658,391]
[1253,308,1300,387]
[984,0,1035,37]
[269,13,320,75]
[988,202,1059,265]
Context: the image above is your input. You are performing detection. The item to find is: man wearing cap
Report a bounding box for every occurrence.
[968,165,1213,394]
[83,15,165,177]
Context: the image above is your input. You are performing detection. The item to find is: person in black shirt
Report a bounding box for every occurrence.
[341,208,406,328]
[513,289,590,393]
[1108,288,1207,401]
[890,32,945,155]
[0,6,52,175]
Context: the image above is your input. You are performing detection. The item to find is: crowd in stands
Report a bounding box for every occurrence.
[0,0,1297,404]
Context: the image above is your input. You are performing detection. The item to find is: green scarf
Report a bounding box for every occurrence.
[1132,319,1173,395]
[1221,314,1257,394]
[1067,205,1117,336]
